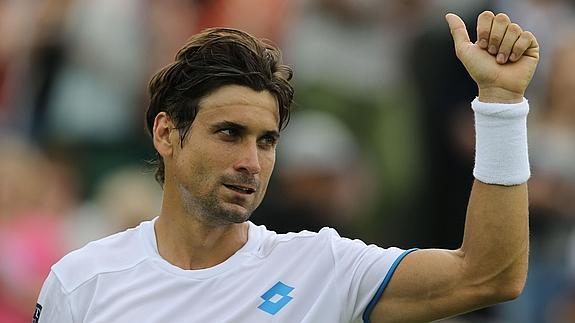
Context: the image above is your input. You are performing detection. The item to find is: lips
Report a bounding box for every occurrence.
[223,184,256,194]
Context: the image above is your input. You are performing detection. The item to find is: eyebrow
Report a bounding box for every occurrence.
[210,121,280,139]
[210,121,246,132]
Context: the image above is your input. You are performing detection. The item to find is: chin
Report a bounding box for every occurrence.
[203,203,253,225]
[223,207,253,224]
[203,212,249,226]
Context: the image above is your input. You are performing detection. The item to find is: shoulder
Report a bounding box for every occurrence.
[52,220,151,293]
[251,222,407,264]
[250,222,343,257]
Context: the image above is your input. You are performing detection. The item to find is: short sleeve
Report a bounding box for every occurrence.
[326,228,416,322]
[36,270,74,322]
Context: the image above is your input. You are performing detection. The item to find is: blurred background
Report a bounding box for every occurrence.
[1,0,574,322]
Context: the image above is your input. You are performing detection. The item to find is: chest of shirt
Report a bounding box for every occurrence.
[71,257,351,323]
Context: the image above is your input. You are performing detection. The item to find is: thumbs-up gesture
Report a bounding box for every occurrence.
[446,12,539,103]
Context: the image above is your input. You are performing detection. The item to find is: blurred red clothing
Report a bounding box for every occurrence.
[196,0,290,42]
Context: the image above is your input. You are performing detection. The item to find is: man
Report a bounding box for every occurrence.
[34,12,538,323]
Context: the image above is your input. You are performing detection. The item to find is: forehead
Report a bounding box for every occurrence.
[196,85,280,128]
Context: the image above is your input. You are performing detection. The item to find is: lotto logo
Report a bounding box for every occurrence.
[258,281,294,315]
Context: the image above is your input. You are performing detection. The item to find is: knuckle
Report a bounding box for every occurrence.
[499,47,510,55]
[490,35,501,44]
[514,38,527,48]
[513,39,528,52]
[508,23,522,34]
[478,31,490,39]
[513,38,528,52]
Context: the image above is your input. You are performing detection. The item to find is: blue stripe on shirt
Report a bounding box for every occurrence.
[362,248,418,323]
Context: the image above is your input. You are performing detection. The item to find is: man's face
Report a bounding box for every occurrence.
[167,85,280,224]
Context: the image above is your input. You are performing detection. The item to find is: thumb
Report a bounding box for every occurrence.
[445,13,470,48]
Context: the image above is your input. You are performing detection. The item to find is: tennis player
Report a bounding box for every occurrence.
[34,11,538,323]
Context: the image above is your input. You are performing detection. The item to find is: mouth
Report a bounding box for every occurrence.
[223,184,256,195]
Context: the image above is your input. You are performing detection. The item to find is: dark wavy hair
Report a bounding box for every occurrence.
[146,28,294,185]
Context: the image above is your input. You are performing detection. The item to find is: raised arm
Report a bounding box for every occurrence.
[370,11,539,322]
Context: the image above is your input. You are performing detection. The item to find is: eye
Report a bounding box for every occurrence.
[216,128,241,142]
[218,128,239,137]
[259,135,278,149]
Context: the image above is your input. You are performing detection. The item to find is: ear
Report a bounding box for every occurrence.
[153,112,176,158]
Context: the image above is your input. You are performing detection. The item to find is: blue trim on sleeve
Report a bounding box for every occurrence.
[362,248,418,323]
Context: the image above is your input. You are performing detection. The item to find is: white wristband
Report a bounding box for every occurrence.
[472,97,530,186]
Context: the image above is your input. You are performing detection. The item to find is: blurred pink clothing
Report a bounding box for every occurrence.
[0,212,67,323]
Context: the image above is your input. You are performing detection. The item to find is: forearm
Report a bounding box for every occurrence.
[457,90,530,300]
[459,180,529,299]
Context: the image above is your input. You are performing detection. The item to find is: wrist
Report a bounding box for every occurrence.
[478,87,524,103]
[471,98,530,186]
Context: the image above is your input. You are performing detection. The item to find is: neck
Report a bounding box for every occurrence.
[154,193,249,270]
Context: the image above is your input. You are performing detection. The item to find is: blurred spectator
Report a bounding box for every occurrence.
[195,0,292,42]
[21,0,165,197]
[252,110,374,238]
[66,165,162,249]
[26,0,73,140]
[406,4,485,249]
[0,0,40,134]
[147,0,199,71]
[147,0,292,72]
[284,0,426,94]
[532,30,575,323]
[0,138,74,323]
[38,0,147,143]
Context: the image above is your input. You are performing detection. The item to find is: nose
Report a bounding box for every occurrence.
[233,141,261,174]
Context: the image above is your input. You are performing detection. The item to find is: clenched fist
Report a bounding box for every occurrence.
[446,11,539,103]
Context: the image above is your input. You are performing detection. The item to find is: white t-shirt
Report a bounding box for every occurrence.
[36,218,415,323]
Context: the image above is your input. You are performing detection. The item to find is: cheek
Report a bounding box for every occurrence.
[174,150,213,184]
[260,151,276,177]
[257,154,276,198]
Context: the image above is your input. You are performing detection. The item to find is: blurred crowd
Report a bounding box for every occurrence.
[1,0,574,322]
